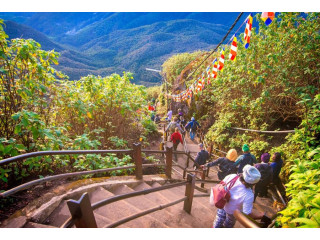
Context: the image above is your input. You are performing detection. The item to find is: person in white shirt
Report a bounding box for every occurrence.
[213,165,264,228]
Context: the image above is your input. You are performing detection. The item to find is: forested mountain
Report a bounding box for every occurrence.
[0,12,244,85]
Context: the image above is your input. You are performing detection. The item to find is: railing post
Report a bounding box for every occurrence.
[165,146,173,179]
[186,151,190,168]
[183,152,190,179]
[183,173,195,214]
[67,192,97,228]
[201,168,206,188]
[133,143,143,180]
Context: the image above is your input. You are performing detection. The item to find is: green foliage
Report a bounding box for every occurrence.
[275,94,320,227]
[0,21,154,189]
[161,13,320,227]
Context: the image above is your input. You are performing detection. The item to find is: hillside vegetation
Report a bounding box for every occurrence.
[0,20,156,189]
[161,12,320,227]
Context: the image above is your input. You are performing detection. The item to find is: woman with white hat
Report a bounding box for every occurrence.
[213,165,264,228]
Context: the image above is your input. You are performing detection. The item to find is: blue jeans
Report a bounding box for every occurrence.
[213,209,236,228]
[190,131,196,140]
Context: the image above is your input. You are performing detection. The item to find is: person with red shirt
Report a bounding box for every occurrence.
[170,127,183,160]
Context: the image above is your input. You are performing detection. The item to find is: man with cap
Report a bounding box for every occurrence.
[234,144,257,173]
[213,165,264,228]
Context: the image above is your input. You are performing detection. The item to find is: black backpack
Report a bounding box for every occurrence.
[191,121,198,131]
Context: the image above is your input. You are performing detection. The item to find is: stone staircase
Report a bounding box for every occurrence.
[36,177,225,228]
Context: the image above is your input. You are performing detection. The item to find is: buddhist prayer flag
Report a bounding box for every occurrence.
[229,35,237,60]
[244,14,253,49]
[211,59,218,79]
[217,49,225,71]
[201,73,206,89]
[261,12,275,26]
[206,66,211,84]
[196,78,202,93]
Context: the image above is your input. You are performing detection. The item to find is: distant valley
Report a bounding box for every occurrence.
[0,12,245,85]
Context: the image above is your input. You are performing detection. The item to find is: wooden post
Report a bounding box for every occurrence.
[133,143,143,180]
[165,146,173,179]
[183,173,195,214]
[186,151,190,168]
[67,192,97,228]
[201,168,206,188]
[183,152,190,179]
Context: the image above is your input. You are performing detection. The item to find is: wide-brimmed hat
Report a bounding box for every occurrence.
[226,149,238,161]
[243,165,261,184]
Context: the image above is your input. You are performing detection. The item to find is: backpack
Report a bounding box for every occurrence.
[190,121,198,131]
[210,175,239,209]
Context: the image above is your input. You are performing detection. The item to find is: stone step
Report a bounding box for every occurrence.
[43,200,71,227]
[88,186,163,228]
[150,182,213,228]
[108,184,168,228]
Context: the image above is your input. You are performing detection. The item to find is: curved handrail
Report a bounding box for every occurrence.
[62,179,189,228]
[0,163,166,198]
[233,209,260,228]
[0,149,133,166]
[105,197,187,228]
[91,181,187,210]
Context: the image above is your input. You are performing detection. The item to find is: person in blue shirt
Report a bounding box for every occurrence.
[234,144,256,173]
[270,152,286,201]
[270,152,283,185]
[194,143,210,170]
[185,117,200,141]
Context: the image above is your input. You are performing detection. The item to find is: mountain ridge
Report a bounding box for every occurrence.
[0,12,245,85]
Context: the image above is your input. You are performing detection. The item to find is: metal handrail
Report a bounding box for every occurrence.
[0,149,133,166]
[0,163,166,198]
[92,181,187,210]
[233,209,260,228]
[62,180,189,228]
[104,197,187,228]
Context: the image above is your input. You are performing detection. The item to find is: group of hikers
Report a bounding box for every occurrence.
[149,106,283,228]
[165,109,201,141]
[193,143,283,228]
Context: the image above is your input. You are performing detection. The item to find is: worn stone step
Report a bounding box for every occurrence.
[150,182,213,228]
[163,182,217,226]
[108,184,168,228]
[88,186,163,228]
[111,184,192,228]
[132,182,200,227]
[44,200,71,227]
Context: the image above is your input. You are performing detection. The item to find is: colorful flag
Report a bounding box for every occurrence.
[206,66,211,84]
[261,12,275,26]
[244,14,253,49]
[211,59,218,79]
[201,73,206,89]
[229,35,237,60]
[196,78,202,93]
[217,49,225,71]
